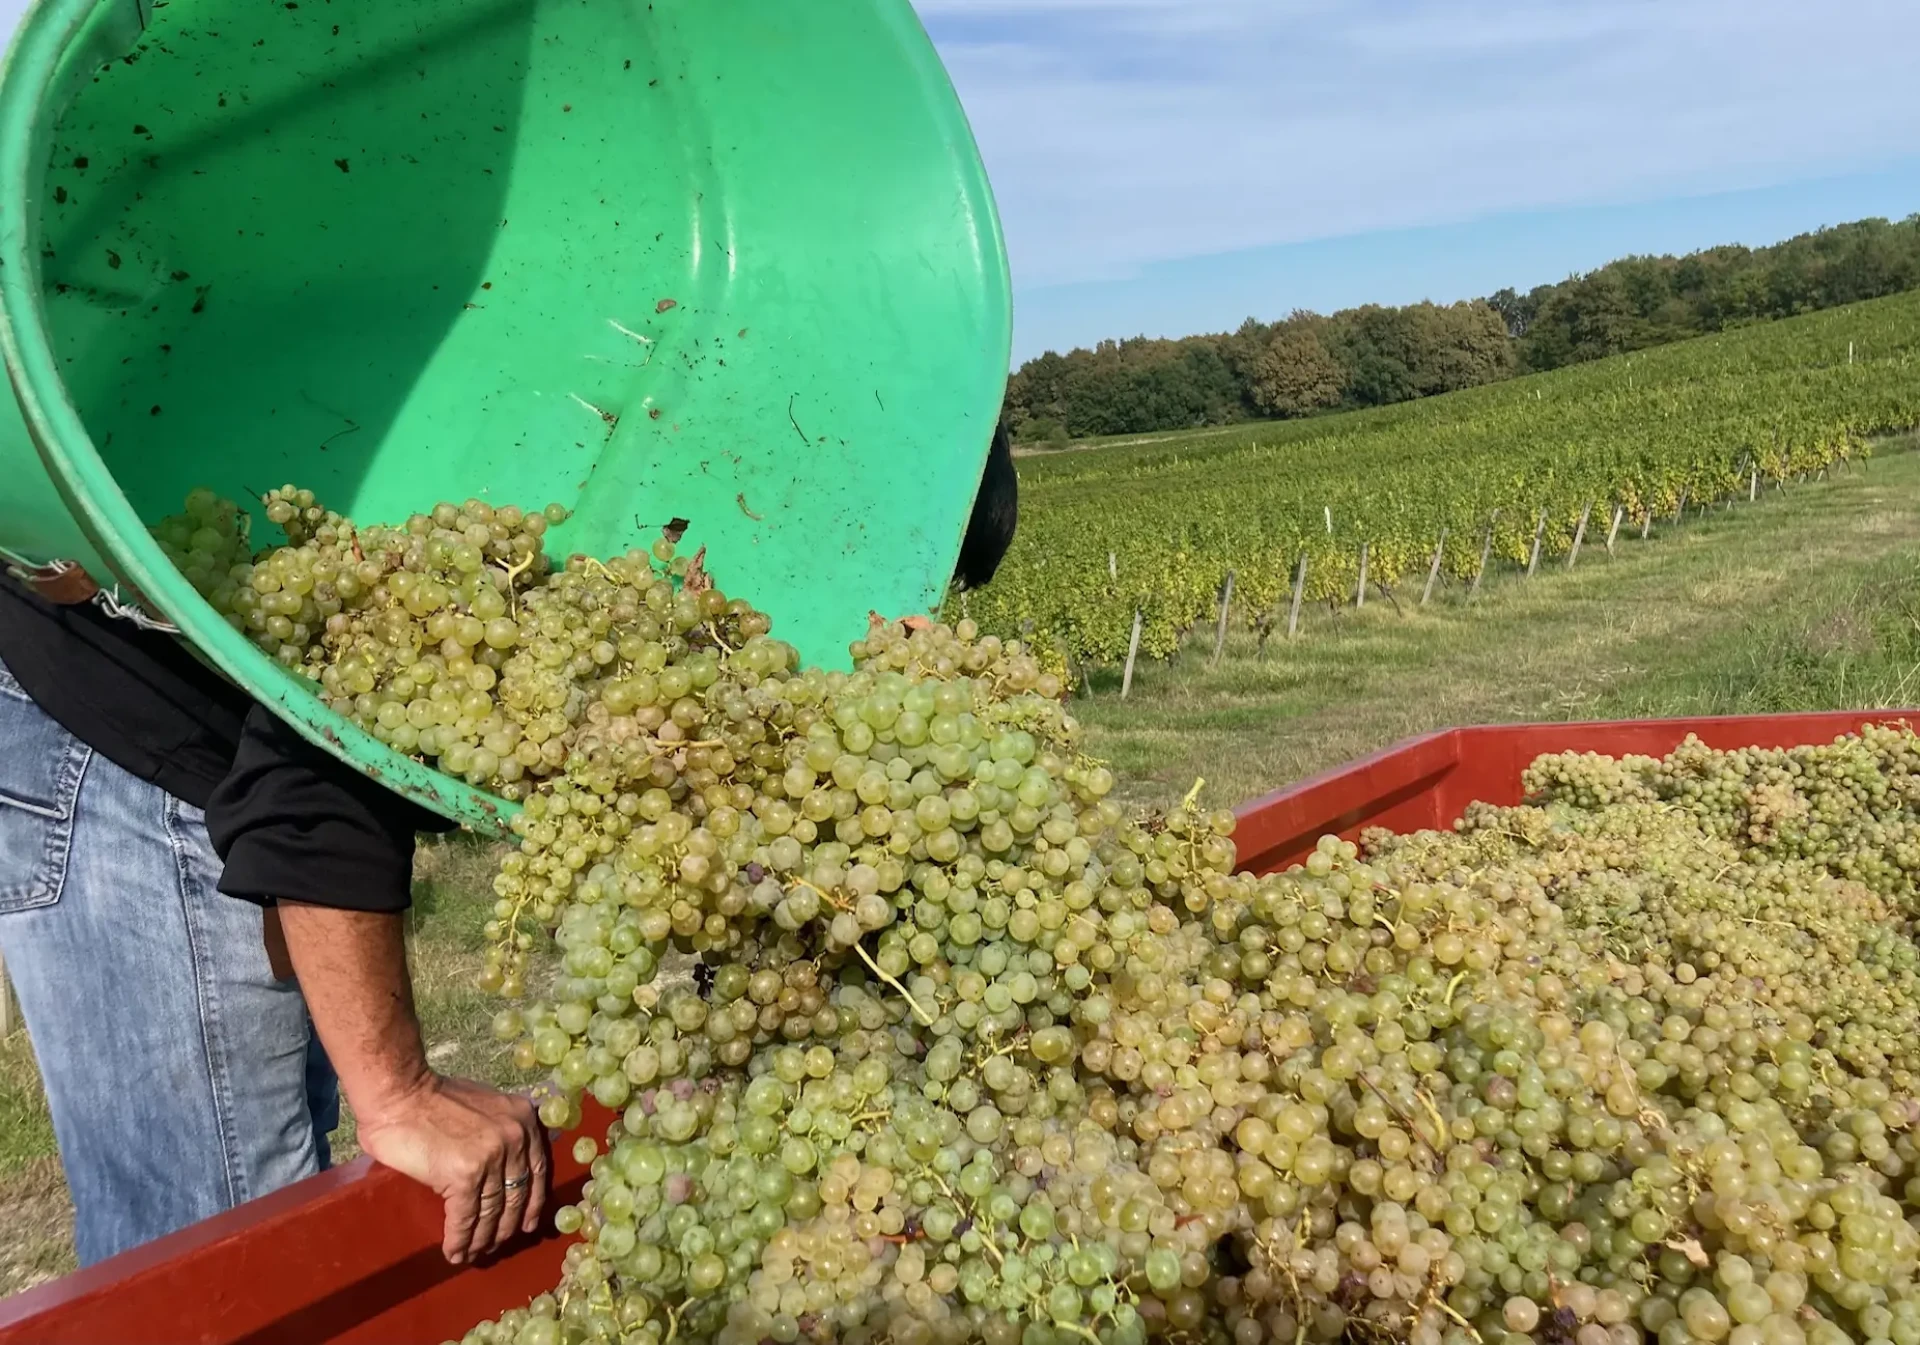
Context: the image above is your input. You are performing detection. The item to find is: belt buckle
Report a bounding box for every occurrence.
[6,559,101,605]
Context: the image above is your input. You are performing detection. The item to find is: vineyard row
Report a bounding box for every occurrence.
[957,290,1920,663]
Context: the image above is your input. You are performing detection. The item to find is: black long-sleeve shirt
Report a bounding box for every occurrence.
[0,576,447,912]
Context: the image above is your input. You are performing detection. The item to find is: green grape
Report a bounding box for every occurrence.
[155,487,1920,1345]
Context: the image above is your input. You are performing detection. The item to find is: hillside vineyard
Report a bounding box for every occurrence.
[961,291,1920,663]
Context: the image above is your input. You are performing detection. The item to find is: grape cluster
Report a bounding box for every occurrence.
[155,485,775,798]
[151,488,1920,1345]
[149,487,255,598]
[1524,729,1920,898]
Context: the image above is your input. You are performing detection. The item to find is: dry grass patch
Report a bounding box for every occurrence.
[0,1159,75,1299]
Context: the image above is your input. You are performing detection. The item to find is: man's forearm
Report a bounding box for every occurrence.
[277,902,431,1120]
[276,901,547,1262]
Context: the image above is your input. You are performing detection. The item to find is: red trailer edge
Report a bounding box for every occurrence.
[1,709,1910,1344]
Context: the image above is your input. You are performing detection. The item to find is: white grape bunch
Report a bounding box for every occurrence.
[151,487,1920,1345]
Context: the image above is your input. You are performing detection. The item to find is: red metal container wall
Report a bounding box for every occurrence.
[0,1103,611,1345]
[1,710,1910,1344]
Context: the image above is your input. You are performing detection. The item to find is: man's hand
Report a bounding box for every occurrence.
[275,901,551,1264]
[870,610,933,633]
[356,1075,549,1263]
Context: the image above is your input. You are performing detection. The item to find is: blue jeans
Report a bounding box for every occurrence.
[0,657,339,1267]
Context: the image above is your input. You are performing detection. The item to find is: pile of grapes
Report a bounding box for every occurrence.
[155,487,1920,1345]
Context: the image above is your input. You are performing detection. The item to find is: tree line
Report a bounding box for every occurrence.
[1006,214,1920,443]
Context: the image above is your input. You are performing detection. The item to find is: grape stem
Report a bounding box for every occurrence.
[1356,1071,1441,1169]
[851,942,935,1026]
[494,553,536,615]
[1432,1295,1483,1344]
[788,876,854,913]
[1181,776,1206,810]
[661,1296,688,1345]
[1414,1089,1449,1152]
[647,736,725,756]
[922,1169,1005,1269]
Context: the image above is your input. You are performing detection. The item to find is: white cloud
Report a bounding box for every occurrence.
[918,0,1920,288]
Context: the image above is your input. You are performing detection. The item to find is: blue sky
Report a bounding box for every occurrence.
[6,1,1917,366]
[914,0,1920,362]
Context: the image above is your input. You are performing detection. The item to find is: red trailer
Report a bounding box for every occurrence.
[0,710,1908,1345]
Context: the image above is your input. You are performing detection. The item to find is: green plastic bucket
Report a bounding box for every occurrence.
[0,0,1011,831]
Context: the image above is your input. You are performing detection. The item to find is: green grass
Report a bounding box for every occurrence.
[407,835,533,1087]
[0,1030,54,1175]
[4,443,1920,1296]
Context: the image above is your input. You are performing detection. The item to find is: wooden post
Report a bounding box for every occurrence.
[1286,556,1308,638]
[1641,509,1653,540]
[1605,505,1623,556]
[1566,502,1593,569]
[1469,515,1497,602]
[1420,529,1448,606]
[1355,542,1370,609]
[1526,508,1548,577]
[1750,463,1758,501]
[1120,609,1143,699]
[1672,490,1687,524]
[1210,571,1235,665]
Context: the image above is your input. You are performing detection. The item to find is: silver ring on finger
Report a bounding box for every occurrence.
[502,1173,531,1192]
